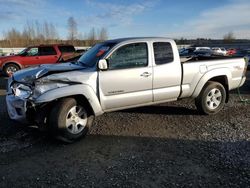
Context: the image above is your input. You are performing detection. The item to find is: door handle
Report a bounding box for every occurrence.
[140,72,151,77]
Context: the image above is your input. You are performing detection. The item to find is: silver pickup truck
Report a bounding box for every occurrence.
[6,37,247,142]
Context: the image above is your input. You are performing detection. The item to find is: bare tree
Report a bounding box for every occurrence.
[87,27,96,45]
[25,21,36,40]
[43,21,50,40]
[78,32,85,40]
[49,23,58,40]
[1,19,106,47]
[42,21,58,40]
[4,28,22,47]
[223,32,235,43]
[67,16,78,42]
[98,27,108,41]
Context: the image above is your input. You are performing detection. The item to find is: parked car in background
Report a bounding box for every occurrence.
[195,47,211,50]
[58,47,85,63]
[227,48,237,56]
[194,48,213,57]
[60,49,88,63]
[179,47,196,56]
[76,49,87,54]
[212,47,227,56]
[0,44,78,76]
[233,49,250,69]
[179,47,196,62]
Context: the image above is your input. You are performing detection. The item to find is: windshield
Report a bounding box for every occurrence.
[77,42,116,67]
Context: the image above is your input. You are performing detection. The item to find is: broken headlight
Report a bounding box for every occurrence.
[11,83,32,99]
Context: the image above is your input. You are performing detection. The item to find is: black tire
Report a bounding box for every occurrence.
[195,81,226,115]
[49,98,94,143]
[3,63,20,76]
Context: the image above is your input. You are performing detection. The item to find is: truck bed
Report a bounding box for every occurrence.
[180,57,246,99]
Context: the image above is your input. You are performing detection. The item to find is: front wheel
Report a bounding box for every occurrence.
[195,81,226,115]
[49,98,94,143]
[3,63,20,76]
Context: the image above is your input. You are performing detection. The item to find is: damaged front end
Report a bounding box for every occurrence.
[6,63,85,128]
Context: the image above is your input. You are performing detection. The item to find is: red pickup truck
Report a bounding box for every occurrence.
[0,44,78,76]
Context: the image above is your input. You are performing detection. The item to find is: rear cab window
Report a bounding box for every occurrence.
[153,42,174,65]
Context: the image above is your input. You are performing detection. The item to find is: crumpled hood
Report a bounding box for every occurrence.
[13,63,85,84]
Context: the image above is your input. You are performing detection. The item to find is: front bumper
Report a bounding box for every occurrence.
[6,94,27,123]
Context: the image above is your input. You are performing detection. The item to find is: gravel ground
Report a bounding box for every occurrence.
[0,72,249,187]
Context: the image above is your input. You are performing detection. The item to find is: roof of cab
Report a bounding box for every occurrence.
[105,37,174,44]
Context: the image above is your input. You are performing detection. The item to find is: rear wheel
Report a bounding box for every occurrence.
[195,81,226,115]
[3,63,20,76]
[49,98,94,143]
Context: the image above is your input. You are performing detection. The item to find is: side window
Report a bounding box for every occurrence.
[39,47,57,56]
[26,47,38,56]
[108,43,148,70]
[153,42,173,65]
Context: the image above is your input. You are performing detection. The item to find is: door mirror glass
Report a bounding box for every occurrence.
[98,59,108,70]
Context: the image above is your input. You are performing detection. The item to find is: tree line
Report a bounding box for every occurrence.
[174,32,245,46]
[0,17,108,47]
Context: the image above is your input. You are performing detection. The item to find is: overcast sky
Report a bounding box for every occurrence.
[0,0,250,39]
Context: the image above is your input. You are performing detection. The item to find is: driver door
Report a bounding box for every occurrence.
[21,47,40,67]
[99,42,153,111]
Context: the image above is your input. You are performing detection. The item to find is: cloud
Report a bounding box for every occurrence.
[84,0,157,27]
[0,11,19,20]
[0,0,46,22]
[0,0,43,7]
[167,0,250,39]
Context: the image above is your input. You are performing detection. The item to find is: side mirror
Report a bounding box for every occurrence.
[98,59,108,70]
